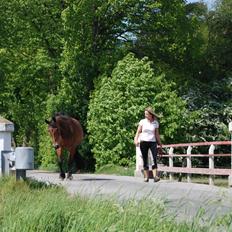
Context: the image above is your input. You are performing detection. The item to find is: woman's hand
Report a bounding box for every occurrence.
[134,139,139,146]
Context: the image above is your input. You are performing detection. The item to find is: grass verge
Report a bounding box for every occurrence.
[95,164,134,176]
[1,176,232,231]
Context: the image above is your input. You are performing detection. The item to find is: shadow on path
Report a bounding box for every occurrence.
[79,178,114,181]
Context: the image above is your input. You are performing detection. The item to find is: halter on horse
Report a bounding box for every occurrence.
[45,114,84,180]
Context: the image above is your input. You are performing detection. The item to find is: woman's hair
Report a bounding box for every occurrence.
[145,106,157,119]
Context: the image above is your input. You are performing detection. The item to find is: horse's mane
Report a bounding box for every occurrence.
[54,114,83,142]
[55,115,72,139]
[54,112,80,120]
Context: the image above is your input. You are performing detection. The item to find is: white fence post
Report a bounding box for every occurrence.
[134,145,144,177]
[229,122,232,187]
[209,144,215,185]
[187,146,192,183]
[169,147,174,181]
[0,117,14,175]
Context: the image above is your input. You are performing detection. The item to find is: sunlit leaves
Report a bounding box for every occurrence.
[87,53,188,168]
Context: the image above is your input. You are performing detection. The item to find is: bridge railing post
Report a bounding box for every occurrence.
[187,146,192,183]
[209,144,215,185]
[169,147,174,181]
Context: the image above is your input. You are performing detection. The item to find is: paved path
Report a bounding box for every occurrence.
[28,171,232,222]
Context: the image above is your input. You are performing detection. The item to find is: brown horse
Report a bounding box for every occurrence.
[45,113,84,180]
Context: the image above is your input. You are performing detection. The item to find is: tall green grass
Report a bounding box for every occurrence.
[0,177,231,232]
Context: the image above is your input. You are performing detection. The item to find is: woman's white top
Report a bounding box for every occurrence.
[139,118,159,142]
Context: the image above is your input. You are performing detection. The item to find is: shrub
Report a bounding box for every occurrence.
[37,77,90,169]
[87,53,189,168]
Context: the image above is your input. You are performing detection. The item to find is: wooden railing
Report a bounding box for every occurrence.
[135,141,232,186]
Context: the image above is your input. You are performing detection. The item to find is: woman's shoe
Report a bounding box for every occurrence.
[154,176,160,182]
[143,170,149,182]
[152,169,160,182]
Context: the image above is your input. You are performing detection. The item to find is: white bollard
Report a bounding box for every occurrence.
[135,145,144,177]
[187,146,192,183]
[0,117,14,175]
[169,147,174,181]
[209,144,215,185]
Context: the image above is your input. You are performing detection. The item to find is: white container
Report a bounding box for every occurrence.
[15,147,34,170]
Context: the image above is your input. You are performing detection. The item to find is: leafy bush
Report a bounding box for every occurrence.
[87,53,189,168]
[37,77,91,169]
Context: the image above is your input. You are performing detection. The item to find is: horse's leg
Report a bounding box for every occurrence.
[67,147,76,180]
[74,148,85,173]
[56,147,65,180]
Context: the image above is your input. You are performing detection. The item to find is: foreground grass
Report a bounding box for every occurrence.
[0,177,232,231]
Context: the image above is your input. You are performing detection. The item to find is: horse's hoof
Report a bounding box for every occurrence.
[59,173,65,180]
[67,173,73,180]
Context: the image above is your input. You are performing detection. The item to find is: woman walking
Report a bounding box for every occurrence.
[134,107,162,182]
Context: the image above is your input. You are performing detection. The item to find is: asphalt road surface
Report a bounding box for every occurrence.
[28,170,232,222]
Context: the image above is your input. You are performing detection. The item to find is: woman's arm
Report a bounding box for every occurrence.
[155,128,162,146]
[134,125,142,146]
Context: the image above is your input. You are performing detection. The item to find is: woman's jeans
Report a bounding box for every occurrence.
[140,141,157,170]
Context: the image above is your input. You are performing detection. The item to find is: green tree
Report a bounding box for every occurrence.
[0,0,63,150]
[207,0,232,76]
[182,0,232,142]
[87,53,190,168]
[126,0,204,73]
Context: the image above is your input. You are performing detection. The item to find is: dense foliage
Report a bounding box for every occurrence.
[87,53,191,167]
[0,0,231,170]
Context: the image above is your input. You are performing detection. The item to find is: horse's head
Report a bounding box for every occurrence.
[45,117,60,145]
[46,114,83,149]
[45,116,56,126]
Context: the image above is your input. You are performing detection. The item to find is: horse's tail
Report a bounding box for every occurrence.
[75,149,86,171]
